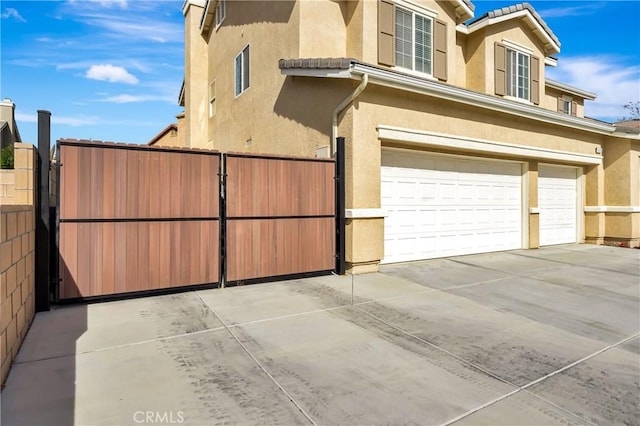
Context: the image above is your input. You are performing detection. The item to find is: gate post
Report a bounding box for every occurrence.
[335,137,346,275]
[219,153,226,288]
[35,110,51,312]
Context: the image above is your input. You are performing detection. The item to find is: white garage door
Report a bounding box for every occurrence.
[539,165,578,246]
[381,150,523,263]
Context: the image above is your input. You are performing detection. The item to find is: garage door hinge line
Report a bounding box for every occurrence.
[194,293,317,426]
[439,331,640,426]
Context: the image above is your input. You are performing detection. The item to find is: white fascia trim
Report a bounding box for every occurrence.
[377,125,603,165]
[545,57,558,67]
[584,206,640,213]
[345,208,388,219]
[182,0,205,16]
[502,39,534,54]
[200,0,214,32]
[454,0,474,20]
[456,24,469,34]
[281,68,352,79]
[395,0,438,17]
[545,79,597,100]
[467,10,560,55]
[349,63,615,135]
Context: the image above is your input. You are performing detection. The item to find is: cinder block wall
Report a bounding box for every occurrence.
[0,143,36,205]
[0,142,37,387]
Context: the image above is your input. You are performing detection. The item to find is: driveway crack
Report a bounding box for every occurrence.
[194,293,317,426]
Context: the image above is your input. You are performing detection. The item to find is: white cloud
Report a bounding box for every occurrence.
[1,8,26,22]
[68,0,128,9]
[15,112,37,123]
[99,93,175,104]
[538,3,605,18]
[547,56,640,121]
[85,64,139,84]
[16,112,98,127]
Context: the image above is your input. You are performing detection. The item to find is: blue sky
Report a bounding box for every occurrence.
[1,0,639,146]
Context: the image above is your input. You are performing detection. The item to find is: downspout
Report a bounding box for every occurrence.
[331,72,369,155]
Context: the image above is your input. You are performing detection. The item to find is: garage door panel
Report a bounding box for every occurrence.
[382,150,523,263]
[539,165,578,246]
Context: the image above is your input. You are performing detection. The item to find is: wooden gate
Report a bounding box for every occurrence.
[56,141,338,301]
[57,140,220,300]
[224,154,336,284]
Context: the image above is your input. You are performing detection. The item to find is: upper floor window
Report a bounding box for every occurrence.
[495,42,540,104]
[395,7,432,75]
[507,48,530,101]
[558,96,577,116]
[378,0,447,80]
[215,0,225,27]
[235,45,250,97]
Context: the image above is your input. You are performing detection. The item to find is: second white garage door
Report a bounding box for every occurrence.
[538,165,579,246]
[381,150,523,263]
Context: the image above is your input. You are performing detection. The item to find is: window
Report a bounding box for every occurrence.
[209,80,216,117]
[215,0,225,27]
[558,96,577,116]
[395,7,432,75]
[507,48,530,100]
[235,46,250,97]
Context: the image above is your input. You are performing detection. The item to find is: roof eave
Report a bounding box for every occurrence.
[466,9,560,56]
[545,79,597,100]
[281,60,615,136]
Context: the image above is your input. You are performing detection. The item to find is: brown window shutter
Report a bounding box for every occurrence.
[571,101,578,116]
[495,43,506,96]
[530,55,540,104]
[378,0,395,66]
[433,19,447,81]
[557,97,564,113]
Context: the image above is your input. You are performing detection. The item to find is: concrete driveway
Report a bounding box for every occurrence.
[1,244,638,425]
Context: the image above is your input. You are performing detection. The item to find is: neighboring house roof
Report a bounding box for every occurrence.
[147,123,178,146]
[615,119,640,128]
[464,2,560,56]
[279,57,615,136]
[614,119,640,134]
[545,79,597,100]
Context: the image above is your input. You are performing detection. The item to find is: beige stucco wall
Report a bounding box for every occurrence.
[543,86,585,118]
[200,1,355,156]
[299,0,346,58]
[150,127,179,148]
[601,137,640,246]
[184,2,209,148]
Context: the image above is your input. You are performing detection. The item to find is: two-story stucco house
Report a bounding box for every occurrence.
[178,0,640,272]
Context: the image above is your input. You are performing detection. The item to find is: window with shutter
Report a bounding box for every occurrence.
[378,0,395,66]
[433,20,447,81]
[497,44,540,103]
[394,6,433,75]
[495,43,506,96]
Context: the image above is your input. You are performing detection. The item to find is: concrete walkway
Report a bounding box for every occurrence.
[1,245,638,425]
